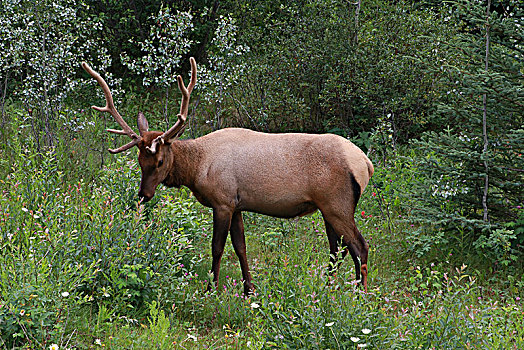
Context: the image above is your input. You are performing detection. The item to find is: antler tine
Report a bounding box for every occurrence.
[162,57,197,141]
[81,62,139,141]
[186,56,197,94]
[108,139,140,154]
[107,128,129,135]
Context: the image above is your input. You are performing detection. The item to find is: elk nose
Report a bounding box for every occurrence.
[138,190,153,202]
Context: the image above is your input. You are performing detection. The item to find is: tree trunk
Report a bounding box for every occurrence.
[482,0,491,222]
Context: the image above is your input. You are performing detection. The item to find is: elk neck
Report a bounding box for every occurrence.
[162,138,203,189]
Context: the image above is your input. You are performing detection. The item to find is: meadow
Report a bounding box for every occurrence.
[1,1,522,348]
[0,118,522,349]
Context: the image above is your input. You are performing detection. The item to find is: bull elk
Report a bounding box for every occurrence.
[82,58,374,295]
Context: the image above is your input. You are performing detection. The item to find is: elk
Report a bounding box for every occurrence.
[82,58,374,295]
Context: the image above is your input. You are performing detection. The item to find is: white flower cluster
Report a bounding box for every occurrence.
[0,0,114,111]
[432,174,469,198]
[197,15,250,128]
[120,5,193,87]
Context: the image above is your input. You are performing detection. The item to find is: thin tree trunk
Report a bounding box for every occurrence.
[1,74,8,128]
[164,86,170,130]
[353,0,361,45]
[482,0,491,222]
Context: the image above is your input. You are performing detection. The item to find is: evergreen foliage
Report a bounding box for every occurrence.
[406,0,523,263]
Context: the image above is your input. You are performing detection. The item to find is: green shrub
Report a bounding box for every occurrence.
[0,146,208,347]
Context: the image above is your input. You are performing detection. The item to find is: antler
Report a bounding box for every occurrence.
[81,62,140,154]
[147,57,197,154]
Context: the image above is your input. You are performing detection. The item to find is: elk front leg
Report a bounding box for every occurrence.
[210,207,232,291]
[230,211,254,295]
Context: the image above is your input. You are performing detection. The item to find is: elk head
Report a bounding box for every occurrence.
[81,58,197,201]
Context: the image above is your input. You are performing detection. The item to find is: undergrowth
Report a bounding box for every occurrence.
[1,145,522,349]
[0,107,522,349]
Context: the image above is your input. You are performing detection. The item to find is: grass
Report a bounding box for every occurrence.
[0,135,522,349]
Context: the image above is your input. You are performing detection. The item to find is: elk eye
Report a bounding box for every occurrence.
[158,159,163,167]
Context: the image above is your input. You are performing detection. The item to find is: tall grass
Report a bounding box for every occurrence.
[1,111,522,349]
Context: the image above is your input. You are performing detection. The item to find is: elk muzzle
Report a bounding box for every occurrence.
[138,184,155,202]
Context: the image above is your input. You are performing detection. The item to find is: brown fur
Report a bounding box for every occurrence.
[84,58,374,295]
[137,127,374,294]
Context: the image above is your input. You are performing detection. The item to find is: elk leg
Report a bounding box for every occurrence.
[342,239,361,280]
[230,211,254,295]
[357,230,369,292]
[342,229,369,292]
[322,213,369,292]
[325,220,349,274]
[210,207,232,291]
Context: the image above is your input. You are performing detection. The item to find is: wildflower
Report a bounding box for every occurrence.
[94,339,102,346]
[250,302,260,309]
[357,344,368,348]
[326,322,334,327]
[49,344,59,350]
[361,328,372,334]
[350,337,360,342]
[361,211,366,217]
[187,334,197,341]
[20,310,26,316]
[372,192,376,197]
[61,292,70,297]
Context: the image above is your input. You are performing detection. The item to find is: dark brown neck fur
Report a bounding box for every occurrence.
[163,139,203,188]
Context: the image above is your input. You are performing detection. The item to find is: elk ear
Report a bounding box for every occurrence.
[137,112,149,136]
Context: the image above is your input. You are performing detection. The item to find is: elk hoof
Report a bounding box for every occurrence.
[244,282,255,296]
[360,264,368,293]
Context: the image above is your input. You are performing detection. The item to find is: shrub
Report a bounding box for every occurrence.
[0,145,207,347]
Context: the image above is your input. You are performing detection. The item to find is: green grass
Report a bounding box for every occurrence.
[1,146,522,349]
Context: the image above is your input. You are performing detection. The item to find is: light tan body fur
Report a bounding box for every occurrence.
[138,127,374,294]
[165,128,372,218]
[83,57,374,295]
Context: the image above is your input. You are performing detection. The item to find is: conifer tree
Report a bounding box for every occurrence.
[408,0,523,264]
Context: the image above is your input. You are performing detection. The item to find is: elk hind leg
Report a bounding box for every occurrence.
[323,213,369,292]
[325,220,349,275]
